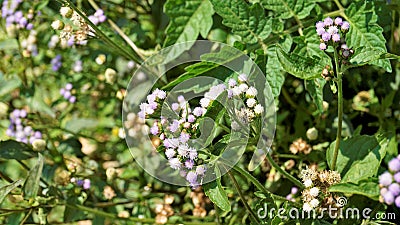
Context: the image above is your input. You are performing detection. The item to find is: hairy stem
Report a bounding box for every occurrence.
[265,154,305,189]
[331,46,343,170]
[232,164,302,207]
[226,171,261,224]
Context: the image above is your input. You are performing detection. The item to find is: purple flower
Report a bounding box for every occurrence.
[169,119,180,132]
[150,123,159,135]
[316,27,325,35]
[164,138,179,148]
[165,148,175,159]
[169,158,181,170]
[76,179,84,186]
[291,187,299,195]
[65,83,73,90]
[193,107,205,117]
[171,103,179,111]
[83,179,91,189]
[319,43,327,51]
[19,109,26,118]
[315,21,324,29]
[389,158,400,172]
[327,26,339,35]
[323,17,333,26]
[63,91,71,99]
[187,114,195,123]
[186,171,197,183]
[396,195,400,208]
[341,21,350,31]
[179,132,190,143]
[177,144,189,158]
[185,160,194,169]
[51,55,62,71]
[379,172,393,186]
[88,15,99,25]
[188,147,198,160]
[73,60,83,72]
[196,165,206,176]
[383,191,395,205]
[389,183,400,196]
[26,23,33,30]
[334,17,343,26]
[394,172,400,183]
[321,32,331,42]
[177,95,185,103]
[332,33,340,42]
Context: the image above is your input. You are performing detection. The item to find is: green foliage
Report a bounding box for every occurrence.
[0,140,36,160]
[260,0,316,19]
[210,0,272,45]
[276,45,330,80]
[345,1,392,72]
[327,135,388,183]
[22,154,44,199]
[329,179,380,200]
[164,0,214,47]
[203,177,231,212]
[0,180,23,204]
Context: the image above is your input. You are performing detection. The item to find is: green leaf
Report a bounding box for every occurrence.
[23,153,44,199]
[293,26,331,60]
[0,180,23,204]
[26,89,55,118]
[64,118,115,133]
[326,135,388,183]
[329,179,380,201]
[203,177,231,211]
[164,0,214,47]
[0,140,36,160]
[276,45,328,80]
[265,35,292,97]
[0,74,21,99]
[162,46,240,90]
[260,0,315,19]
[210,0,272,45]
[305,78,326,114]
[0,39,18,50]
[345,1,391,72]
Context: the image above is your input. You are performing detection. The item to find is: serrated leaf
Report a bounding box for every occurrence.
[276,45,328,80]
[293,26,332,60]
[345,1,391,72]
[164,0,214,47]
[0,140,36,160]
[260,0,315,19]
[210,0,272,45]
[203,177,231,212]
[349,47,385,67]
[0,180,23,204]
[329,179,380,200]
[266,36,292,97]
[305,78,326,114]
[162,46,241,90]
[23,153,44,199]
[326,135,388,183]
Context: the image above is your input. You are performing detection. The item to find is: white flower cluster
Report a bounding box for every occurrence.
[52,6,93,46]
[299,167,341,212]
[134,74,265,187]
[227,74,264,128]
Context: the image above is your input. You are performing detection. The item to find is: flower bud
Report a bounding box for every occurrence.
[105,68,117,84]
[60,7,73,18]
[0,102,8,118]
[51,20,64,30]
[306,127,318,141]
[32,139,46,151]
[95,54,106,65]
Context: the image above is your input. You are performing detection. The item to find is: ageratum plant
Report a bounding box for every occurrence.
[0,0,399,225]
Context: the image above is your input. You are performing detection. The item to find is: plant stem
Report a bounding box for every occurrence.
[265,154,305,189]
[331,47,343,171]
[226,171,261,224]
[232,165,302,207]
[64,0,142,64]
